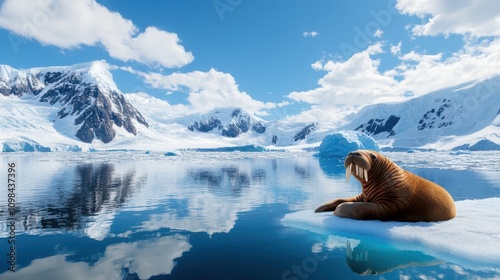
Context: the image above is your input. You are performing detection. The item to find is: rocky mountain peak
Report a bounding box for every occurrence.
[0,62,148,143]
[186,107,266,138]
[0,64,44,97]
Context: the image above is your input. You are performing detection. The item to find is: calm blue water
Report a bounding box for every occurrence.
[0,152,499,280]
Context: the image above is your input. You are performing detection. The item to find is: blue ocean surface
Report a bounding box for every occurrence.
[0,151,499,280]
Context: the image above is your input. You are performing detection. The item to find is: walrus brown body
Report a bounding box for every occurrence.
[315,150,456,222]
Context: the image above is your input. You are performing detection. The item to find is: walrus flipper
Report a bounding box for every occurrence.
[314,197,358,213]
[334,202,382,220]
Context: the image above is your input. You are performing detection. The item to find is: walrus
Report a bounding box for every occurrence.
[315,150,456,222]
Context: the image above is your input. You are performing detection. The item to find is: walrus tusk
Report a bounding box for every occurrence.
[346,163,352,182]
[346,163,369,183]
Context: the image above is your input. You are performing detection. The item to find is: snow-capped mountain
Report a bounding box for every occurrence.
[1,60,499,152]
[173,107,335,147]
[339,76,500,150]
[179,108,266,138]
[0,61,148,144]
[0,65,44,96]
[124,93,326,148]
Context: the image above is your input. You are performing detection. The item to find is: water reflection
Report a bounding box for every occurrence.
[318,156,347,177]
[188,166,253,194]
[142,162,277,235]
[345,239,443,275]
[1,156,317,239]
[189,166,268,194]
[0,234,191,280]
[41,163,139,229]
[0,152,498,280]
[0,162,146,240]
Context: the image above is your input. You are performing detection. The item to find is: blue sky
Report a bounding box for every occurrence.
[0,0,499,122]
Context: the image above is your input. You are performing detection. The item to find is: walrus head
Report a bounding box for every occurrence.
[344,150,379,183]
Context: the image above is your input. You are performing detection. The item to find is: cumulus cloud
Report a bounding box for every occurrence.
[0,0,193,68]
[397,0,500,37]
[287,43,398,122]
[287,37,500,123]
[124,68,276,115]
[395,38,500,95]
[303,31,319,37]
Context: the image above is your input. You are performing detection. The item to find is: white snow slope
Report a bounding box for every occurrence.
[340,76,500,151]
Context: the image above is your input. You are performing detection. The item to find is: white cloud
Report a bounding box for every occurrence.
[127,68,276,115]
[288,37,500,123]
[107,26,194,68]
[288,0,500,123]
[395,38,500,95]
[397,0,500,37]
[285,106,356,123]
[390,41,402,55]
[303,31,319,37]
[373,29,384,38]
[287,43,398,122]
[0,0,193,68]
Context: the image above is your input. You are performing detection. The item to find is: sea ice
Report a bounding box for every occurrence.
[194,144,267,152]
[164,151,181,156]
[317,130,380,158]
[454,139,500,151]
[281,197,500,269]
[2,140,51,152]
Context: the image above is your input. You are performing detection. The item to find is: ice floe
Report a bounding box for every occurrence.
[282,197,500,269]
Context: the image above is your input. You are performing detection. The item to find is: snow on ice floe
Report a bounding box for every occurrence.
[317,130,380,158]
[281,197,500,268]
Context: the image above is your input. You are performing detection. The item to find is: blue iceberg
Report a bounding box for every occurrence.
[318,131,380,158]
